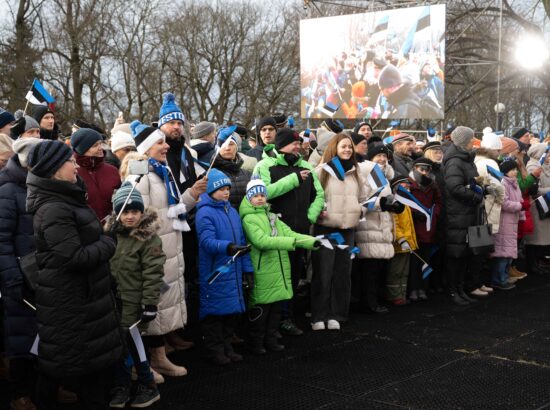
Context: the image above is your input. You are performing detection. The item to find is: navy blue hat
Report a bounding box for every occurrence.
[0,109,15,129]
[207,169,232,195]
[28,140,73,178]
[70,128,103,155]
[511,128,529,141]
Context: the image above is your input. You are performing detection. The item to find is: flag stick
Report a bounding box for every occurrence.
[23,99,30,116]
[410,249,429,266]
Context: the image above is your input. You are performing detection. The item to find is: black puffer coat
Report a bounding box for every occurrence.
[212,155,251,210]
[443,144,483,258]
[0,156,37,358]
[26,173,123,377]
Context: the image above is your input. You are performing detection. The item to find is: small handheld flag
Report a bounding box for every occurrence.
[539,145,550,165]
[207,249,245,285]
[25,79,55,108]
[366,163,389,192]
[395,185,432,231]
[322,156,346,181]
[486,165,503,181]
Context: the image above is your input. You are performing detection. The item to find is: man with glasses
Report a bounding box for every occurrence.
[245,117,278,161]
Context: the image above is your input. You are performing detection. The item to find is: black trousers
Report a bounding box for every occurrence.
[201,314,239,358]
[281,248,306,321]
[36,367,112,410]
[446,253,484,293]
[248,301,282,348]
[8,357,35,400]
[351,258,386,311]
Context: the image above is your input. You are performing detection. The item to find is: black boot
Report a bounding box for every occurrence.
[451,292,469,306]
[458,290,477,303]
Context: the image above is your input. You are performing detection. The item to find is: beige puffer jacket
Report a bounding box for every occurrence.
[355,162,395,259]
[474,153,505,233]
[315,165,366,229]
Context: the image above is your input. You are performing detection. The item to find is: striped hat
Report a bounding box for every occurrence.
[27,140,73,178]
[112,181,144,214]
[130,120,165,155]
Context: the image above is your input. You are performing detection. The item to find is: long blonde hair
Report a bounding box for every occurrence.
[319,133,359,188]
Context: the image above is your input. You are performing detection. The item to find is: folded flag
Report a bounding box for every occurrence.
[327,232,345,244]
[535,193,550,220]
[25,79,55,109]
[349,246,360,260]
[366,163,389,192]
[315,235,334,250]
[217,125,237,147]
[539,145,550,165]
[129,321,148,362]
[207,250,244,285]
[486,165,503,181]
[323,156,346,181]
[422,262,433,279]
[395,185,432,231]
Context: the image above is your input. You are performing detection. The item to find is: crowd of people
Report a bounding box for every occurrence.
[0,96,548,409]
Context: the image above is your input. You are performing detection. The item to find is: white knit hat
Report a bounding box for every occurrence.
[246,178,267,201]
[12,136,42,167]
[481,130,502,150]
[110,131,136,153]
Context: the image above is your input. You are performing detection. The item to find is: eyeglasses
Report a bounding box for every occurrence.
[67,158,78,166]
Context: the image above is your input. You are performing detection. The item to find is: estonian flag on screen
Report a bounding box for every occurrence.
[373,15,389,33]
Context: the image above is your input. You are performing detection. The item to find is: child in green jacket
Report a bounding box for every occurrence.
[239,179,318,354]
[106,182,166,409]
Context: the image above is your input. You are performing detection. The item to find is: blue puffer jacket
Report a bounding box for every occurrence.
[0,156,38,358]
[196,193,253,320]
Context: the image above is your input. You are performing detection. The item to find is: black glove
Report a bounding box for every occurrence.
[140,305,157,323]
[10,116,26,137]
[227,244,251,256]
[381,196,405,214]
[243,272,255,290]
[527,181,539,197]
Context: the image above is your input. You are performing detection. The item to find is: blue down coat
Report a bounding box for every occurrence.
[0,156,37,358]
[196,193,254,320]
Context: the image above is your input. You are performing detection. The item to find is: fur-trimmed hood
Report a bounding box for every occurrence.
[104,208,161,242]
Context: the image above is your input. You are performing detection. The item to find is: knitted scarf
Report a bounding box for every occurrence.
[148,158,179,206]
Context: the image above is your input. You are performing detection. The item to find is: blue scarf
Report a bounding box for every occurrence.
[148,158,179,206]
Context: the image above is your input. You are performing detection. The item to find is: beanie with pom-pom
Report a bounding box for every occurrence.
[158,93,185,127]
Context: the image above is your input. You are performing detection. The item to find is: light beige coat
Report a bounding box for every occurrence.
[474,154,505,233]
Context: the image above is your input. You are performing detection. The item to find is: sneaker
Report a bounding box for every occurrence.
[327,319,340,330]
[409,290,418,302]
[509,265,527,279]
[492,283,516,290]
[210,353,231,366]
[374,305,389,313]
[130,384,160,408]
[480,285,493,293]
[266,343,285,352]
[470,288,488,297]
[311,321,325,331]
[451,293,469,306]
[417,290,428,301]
[280,320,303,336]
[109,386,130,408]
[226,352,243,362]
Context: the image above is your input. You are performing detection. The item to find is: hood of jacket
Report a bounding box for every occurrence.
[0,155,27,188]
[443,142,475,166]
[196,192,231,211]
[104,208,160,242]
[26,172,88,213]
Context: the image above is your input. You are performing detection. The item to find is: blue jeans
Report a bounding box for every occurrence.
[491,257,512,286]
[115,331,154,387]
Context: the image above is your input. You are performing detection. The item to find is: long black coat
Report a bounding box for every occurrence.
[26,173,123,377]
[212,155,251,210]
[443,144,483,258]
[0,156,37,358]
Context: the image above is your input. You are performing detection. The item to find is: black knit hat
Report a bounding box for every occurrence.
[413,157,434,168]
[257,117,277,132]
[366,137,390,161]
[390,174,410,190]
[499,159,518,175]
[353,121,372,135]
[272,112,287,127]
[28,140,73,178]
[70,128,103,155]
[275,128,302,151]
[423,141,442,153]
[31,105,54,124]
[350,132,366,146]
[511,128,529,140]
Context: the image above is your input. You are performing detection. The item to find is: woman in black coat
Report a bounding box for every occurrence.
[26,140,123,410]
[443,127,484,306]
[0,138,41,408]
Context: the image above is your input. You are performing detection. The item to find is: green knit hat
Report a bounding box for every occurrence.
[112,182,144,214]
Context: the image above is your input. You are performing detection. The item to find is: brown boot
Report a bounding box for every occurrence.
[57,386,77,403]
[10,397,36,410]
[149,346,187,377]
[509,265,527,279]
[165,332,194,351]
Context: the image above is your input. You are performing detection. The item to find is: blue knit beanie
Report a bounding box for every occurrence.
[158,93,185,127]
[207,169,232,195]
[112,181,145,214]
[71,128,103,155]
[0,108,15,129]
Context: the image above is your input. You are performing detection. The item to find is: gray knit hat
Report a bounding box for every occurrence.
[27,140,73,178]
[451,126,475,150]
[112,181,145,214]
[378,64,402,89]
[12,137,42,167]
[191,121,216,139]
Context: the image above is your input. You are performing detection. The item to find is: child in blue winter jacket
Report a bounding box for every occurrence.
[196,169,254,365]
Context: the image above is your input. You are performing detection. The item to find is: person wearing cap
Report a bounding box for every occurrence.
[312,134,366,330]
[0,108,15,136]
[195,169,253,365]
[272,112,287,129]
[407,157,442,301]
[240,178,318,353]
[351,132,368,162]
[124,120,191,376]
[390,133,415,176]
[190,121,217,164]
[511,127,530,146]
[10,110,41,140]
[245,117,277,161]
[105,129,136,169]
[386,175,418,305]
[378,64,422,119]
[211,127,252,210]
[254,127,324,336]
[353,121,373,139]
[524,143,550,276]
[26,140,122,409]
[443,126,486,305]
[0,136,42,409]
[105,182,165,407]
[31,104,60,140]
[71,128,121,221]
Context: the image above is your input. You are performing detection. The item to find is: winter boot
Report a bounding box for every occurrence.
[149,346,187,377]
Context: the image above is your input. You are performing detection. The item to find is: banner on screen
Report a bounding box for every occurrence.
[300,4,445,121]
